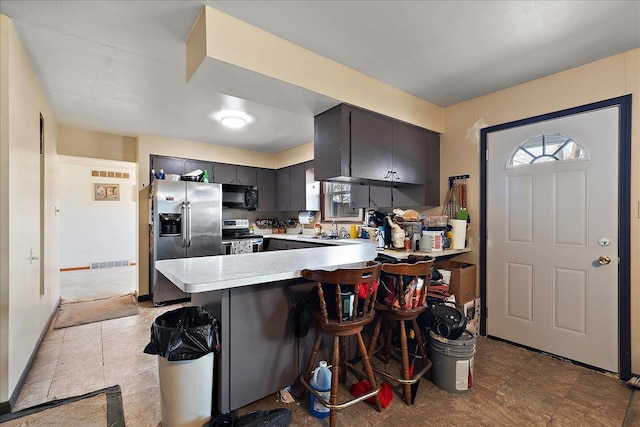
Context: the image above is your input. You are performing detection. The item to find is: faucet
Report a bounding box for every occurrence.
[332,219,338,237]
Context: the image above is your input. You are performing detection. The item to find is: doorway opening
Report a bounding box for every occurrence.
[59,156,137,301]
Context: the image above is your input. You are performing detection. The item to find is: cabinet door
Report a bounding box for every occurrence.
[275,168,290,211]
[350,108,393,181]
[151,156,185,176]
[393,185,425,207]
[229,282,297,410]
[289,163,306,211]
[392,121,428,185]
[350,184,370,208]
[256,168,275,211]
[369,185,392,209]
[213,163,237,184]
[236,166,257,186]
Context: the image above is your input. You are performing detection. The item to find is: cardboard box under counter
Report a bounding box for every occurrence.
[434,260,476,304]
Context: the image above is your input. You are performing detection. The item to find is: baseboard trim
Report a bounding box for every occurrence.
[60,263,135,272]
[0,297,62,415]
[137,294,151,302]
[60,266,90,272]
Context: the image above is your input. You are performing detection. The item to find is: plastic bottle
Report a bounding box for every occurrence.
[202,170,209,183]
[150,169,156,183]
[158,169,165,180]
[309,361,331,418]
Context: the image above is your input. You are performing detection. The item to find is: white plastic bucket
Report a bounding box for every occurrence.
[429,330,475,393]
[158,352,214,427]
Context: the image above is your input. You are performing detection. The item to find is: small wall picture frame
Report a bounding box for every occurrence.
[94,183,119,201]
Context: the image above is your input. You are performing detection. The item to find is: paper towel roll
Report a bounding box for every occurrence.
[298,211,316,225]
[449,219,467,249]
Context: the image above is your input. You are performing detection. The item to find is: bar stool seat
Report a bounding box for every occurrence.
[299,261,383,427]
[367,257,434,405]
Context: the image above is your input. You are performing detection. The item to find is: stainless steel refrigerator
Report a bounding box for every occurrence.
[150,180,222,304]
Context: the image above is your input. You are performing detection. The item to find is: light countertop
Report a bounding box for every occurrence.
[155,235,470,293]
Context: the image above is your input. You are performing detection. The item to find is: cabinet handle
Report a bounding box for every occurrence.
[392,171,400,181]
[384,171,392,179]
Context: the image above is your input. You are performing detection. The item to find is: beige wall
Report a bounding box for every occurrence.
[0,15,60,402]
[58,125,136,162]
[275,141,314,168]
[442,48,640,373]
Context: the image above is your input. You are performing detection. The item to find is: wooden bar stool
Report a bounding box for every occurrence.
[367,257,434,405]
[299,261,383,427]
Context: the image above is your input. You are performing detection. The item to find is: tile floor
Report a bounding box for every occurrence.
[11,268,640,426]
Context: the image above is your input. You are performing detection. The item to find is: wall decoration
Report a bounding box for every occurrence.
[94,183,119,201]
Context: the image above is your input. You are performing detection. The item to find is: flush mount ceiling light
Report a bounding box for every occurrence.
[220,116,247,128]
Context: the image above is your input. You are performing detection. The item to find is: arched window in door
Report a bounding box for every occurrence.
[507,133,588,167]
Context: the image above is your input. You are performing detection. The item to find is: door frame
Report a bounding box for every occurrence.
[479,95,632,379]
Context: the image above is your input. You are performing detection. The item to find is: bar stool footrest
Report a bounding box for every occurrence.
[372,358,432,385]
[299,374,380,411]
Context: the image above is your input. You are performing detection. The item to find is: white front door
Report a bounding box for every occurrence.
[486,105,619,372]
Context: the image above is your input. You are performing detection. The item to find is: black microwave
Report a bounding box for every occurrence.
[222,184,258,210]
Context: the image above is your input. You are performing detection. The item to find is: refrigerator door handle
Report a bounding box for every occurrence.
[187,202,192,247]
[181,202,187,248]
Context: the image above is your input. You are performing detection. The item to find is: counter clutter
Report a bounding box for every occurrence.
[154,236,470,294]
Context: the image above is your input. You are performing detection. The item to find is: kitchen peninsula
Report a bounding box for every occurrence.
[154,239,470,413]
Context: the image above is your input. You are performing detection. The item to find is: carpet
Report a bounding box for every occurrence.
[53,293,139,329]
[0,385,124,426]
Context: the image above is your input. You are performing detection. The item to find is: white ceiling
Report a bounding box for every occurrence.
[1,1,639,153]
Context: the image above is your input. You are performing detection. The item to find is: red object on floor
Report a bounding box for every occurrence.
[350,381,393,408]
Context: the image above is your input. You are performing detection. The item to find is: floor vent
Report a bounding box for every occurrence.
[90,260,130,269]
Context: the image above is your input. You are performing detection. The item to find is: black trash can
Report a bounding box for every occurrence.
[144,306,220,427]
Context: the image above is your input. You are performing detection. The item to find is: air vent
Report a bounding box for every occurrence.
[90,260,130,269]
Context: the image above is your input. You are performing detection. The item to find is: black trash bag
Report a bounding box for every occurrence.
[144,306,220,361]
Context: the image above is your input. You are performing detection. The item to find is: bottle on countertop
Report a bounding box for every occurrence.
[150,169,155,183]
[158,169,165,180]
[202,169,209,183]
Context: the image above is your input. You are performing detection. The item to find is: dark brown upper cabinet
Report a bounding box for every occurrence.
[275,161,319,212]
[314,103,439,189]
[256,168,276,211]
[350,108,393,182]
[150,155,214,181]
[213,162,257,186]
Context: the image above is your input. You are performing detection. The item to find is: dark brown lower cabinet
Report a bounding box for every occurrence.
[191,278,355,414]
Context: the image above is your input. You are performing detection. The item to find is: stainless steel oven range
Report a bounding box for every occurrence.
[221,219,263,255]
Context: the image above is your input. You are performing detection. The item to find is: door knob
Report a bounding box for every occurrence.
[598,255,611,265]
